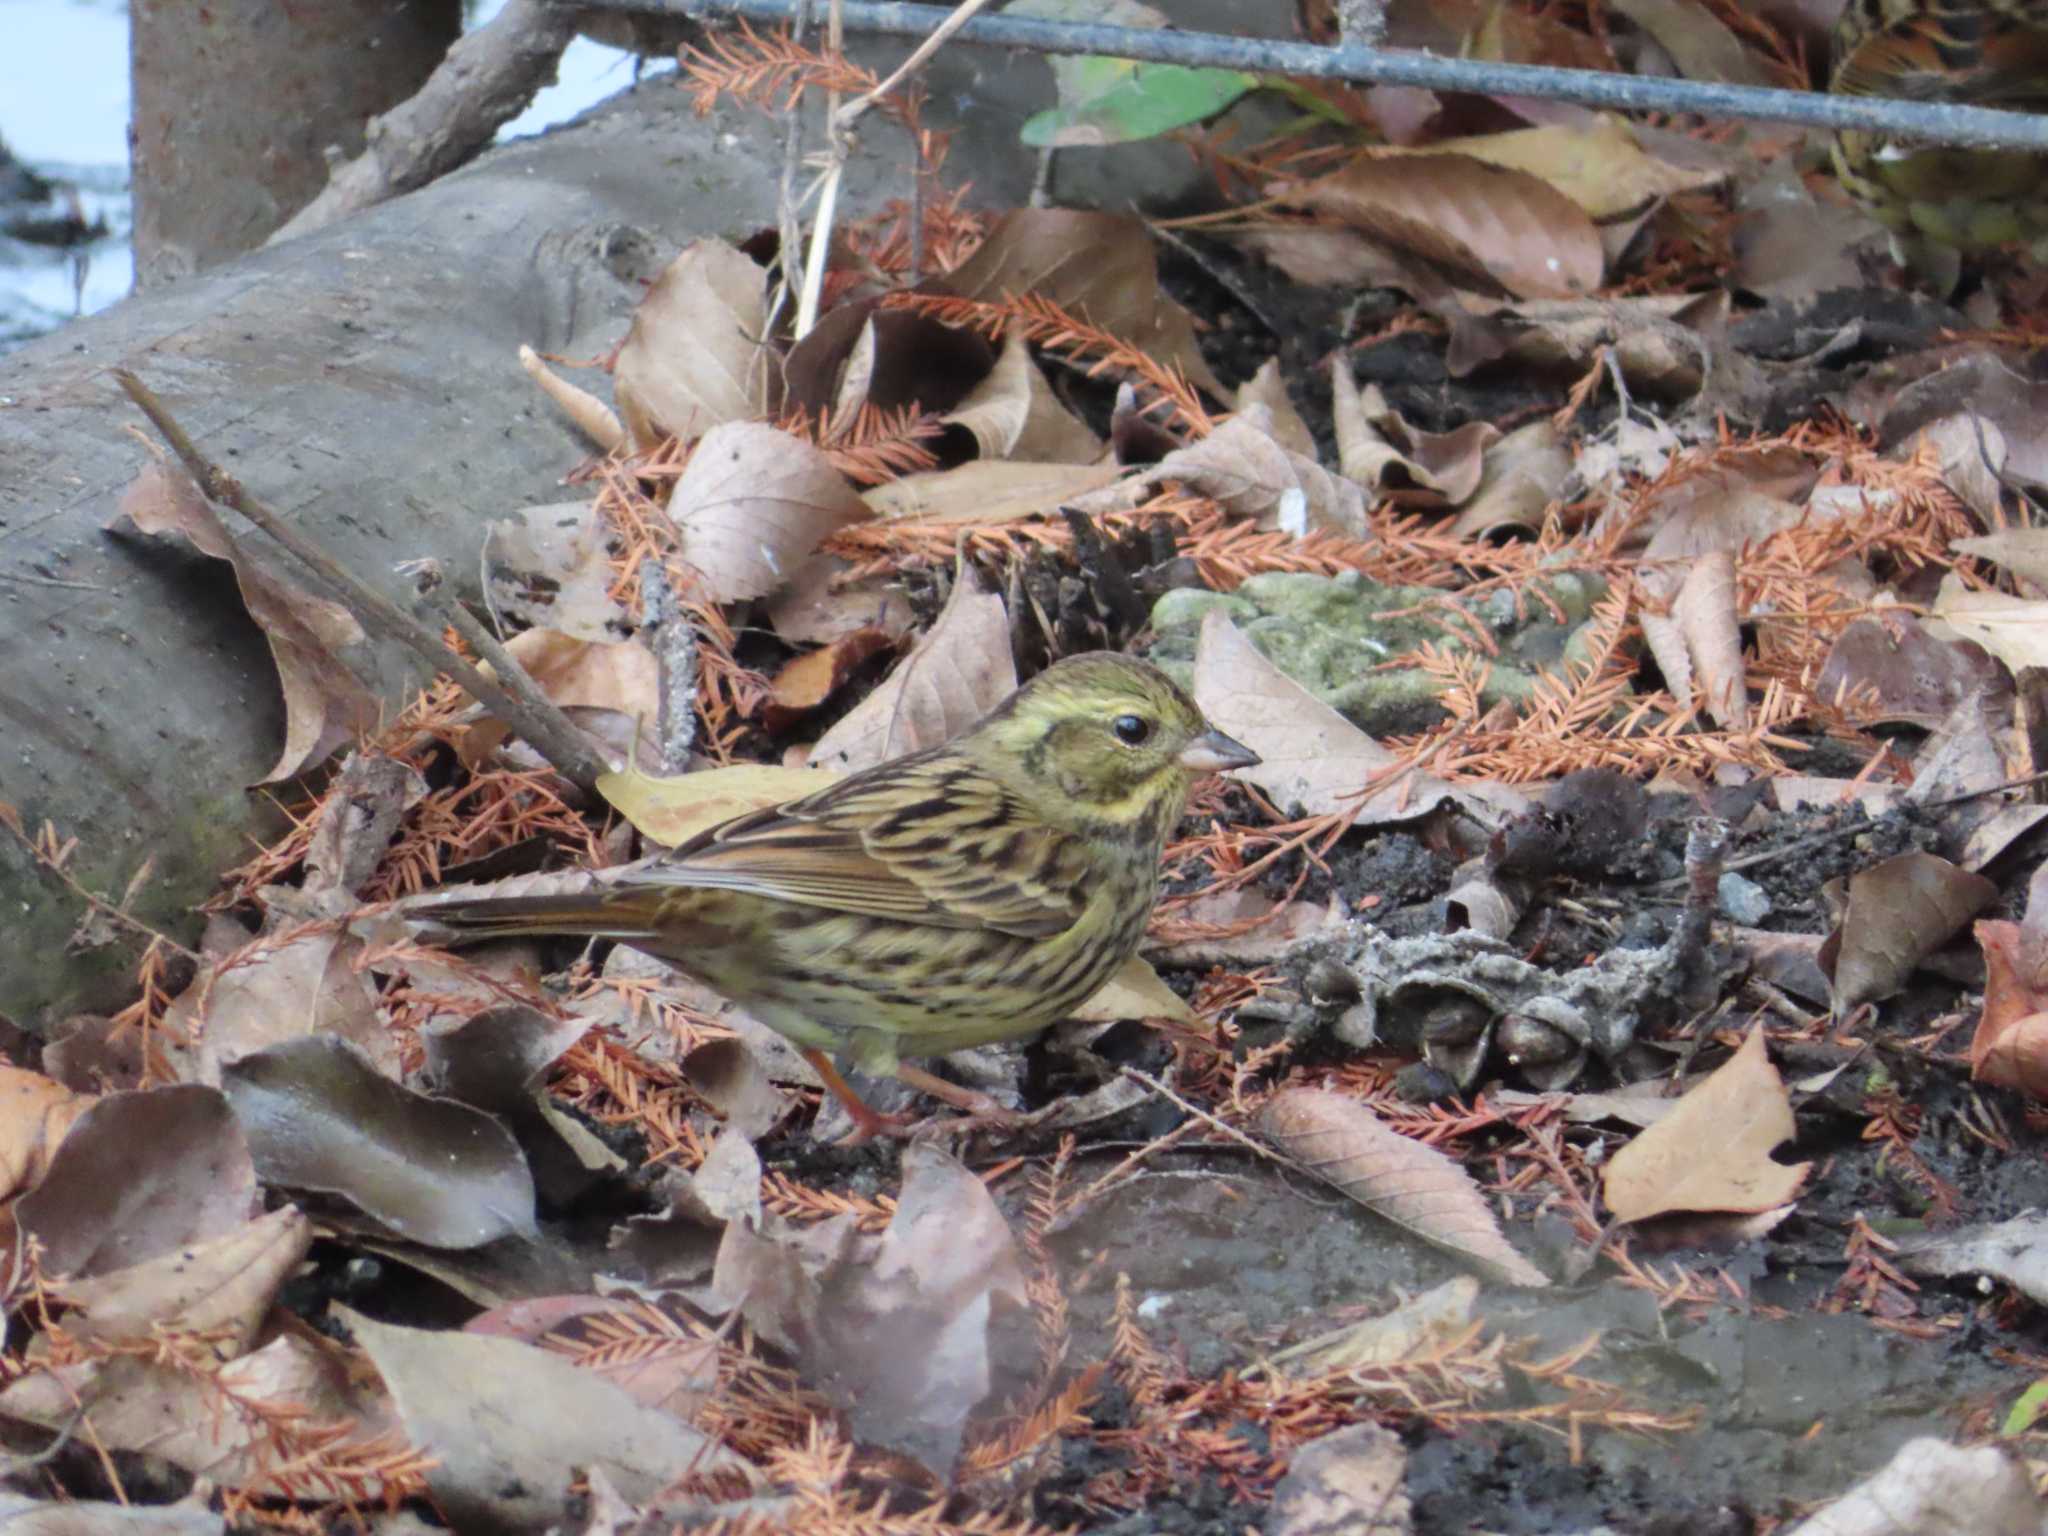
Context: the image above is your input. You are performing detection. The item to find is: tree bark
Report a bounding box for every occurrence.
[131,0,463,285]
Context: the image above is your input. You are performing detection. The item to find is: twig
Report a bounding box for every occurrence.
[659,0,2048,153]
[1651,764,2048,888]
[638,556,701,772]
[0,809,199,964]
[407,559,617,787]
[792,0,988,336]
[1667,816,1728,1009]
[833,0,995,129]
[793,0,847,339]
[1116,1065,1282,1166]
[767,0,816,338]
[112,369,611,793]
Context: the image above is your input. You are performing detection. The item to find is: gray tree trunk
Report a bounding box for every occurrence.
[131,0,463,285]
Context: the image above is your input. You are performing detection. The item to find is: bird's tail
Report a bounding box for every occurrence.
[417,891,664,948]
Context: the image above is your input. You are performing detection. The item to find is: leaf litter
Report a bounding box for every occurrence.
[26,4,2048,1531]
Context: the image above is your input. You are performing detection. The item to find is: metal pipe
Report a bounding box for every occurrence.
[619,0,2048,153]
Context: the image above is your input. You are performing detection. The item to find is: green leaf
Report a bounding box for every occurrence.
[1021,62,1258,148]
[2004,1380,2048,1437]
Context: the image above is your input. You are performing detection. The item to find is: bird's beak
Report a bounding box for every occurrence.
[1179,729,1260,773]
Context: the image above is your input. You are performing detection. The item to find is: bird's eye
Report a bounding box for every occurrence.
[1112,714,1152,745]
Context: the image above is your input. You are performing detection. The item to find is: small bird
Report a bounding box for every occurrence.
[1830,0,2048,283]
[426,652,1257,1139]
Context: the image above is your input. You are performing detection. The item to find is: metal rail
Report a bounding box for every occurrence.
[604,0,2048,152]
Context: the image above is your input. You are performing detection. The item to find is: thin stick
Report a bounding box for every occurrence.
[834,0,995,129]
[767,0,815,337]
[792,0,847,339]
[0,812,198,963]
[407,559,616,787]
[1117,1065,1282,1166]
[638,555,700,773]
[792,0,989,336]
[113,369,610,793]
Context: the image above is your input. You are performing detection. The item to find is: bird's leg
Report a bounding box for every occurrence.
[801,1051,1025,1142]
[892,1063,1028,1136]
[801,1048,912,1144]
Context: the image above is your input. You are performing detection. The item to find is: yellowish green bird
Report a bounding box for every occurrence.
[426,652,1257,1138]
[1830,0,2048,284]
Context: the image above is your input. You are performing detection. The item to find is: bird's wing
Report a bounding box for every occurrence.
[616,755,1088,938]
[1835,0,2048,105]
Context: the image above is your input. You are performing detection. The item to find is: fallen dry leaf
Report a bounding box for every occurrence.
[190,930,396,1085]
[1641,546,1748,729]
[612,237,775,451]
[346,1306,754,1528]
[1260,1275,1481,1377]
[1192,612,1526,827]
[809,562,1014,772]
[765,556,917,647]
[1070,404,1368,535]
[302,752,429,900]
[667,421,871,604]
[1941,528,2048,593]
[1930,578,2048,675]
[1729,157,1870,302]
[1235,356,1317,460]
[1609,0,1779,85]
[483,499,628,643]
[1332,369,1498,505]
[862,458,1125,524]
[0,1495,227,1535]
[14,1084,259,1280]
[1433,114,1731,221]
[113,457,379,783]
[0,1331,376,1495]
[942,325,1103,463]
[711,1141,1031,1472]
[1286,152,1605,300]
[1069,953,1198,1026]
[1258,1087,1550,1286]
[469,1293,723,1421]
[1601,1028,1810,1222]
[783,299,993,429]
[1192,611,1396,818]
[599,761,839,847]
[1447,293,1722,399]
[221,1035,536,1249]
[0,1065,96,1209]
[1815,613,2006,729]
[1895,1210,2048,1310]
[1782,1438,2041,1536]
[1971,919,2048,1099]
[937,207,1225,397]
[1821,852,1998,1014]
[54,1205,311,1352]
[761,625,900,732]
[1447,418,1571,538]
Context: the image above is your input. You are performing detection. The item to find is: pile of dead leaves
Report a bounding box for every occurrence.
[26,0,2048,1530]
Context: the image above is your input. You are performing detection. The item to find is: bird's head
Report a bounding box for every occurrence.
[968,652,1258,836]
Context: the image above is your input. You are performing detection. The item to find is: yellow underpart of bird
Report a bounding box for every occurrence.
[1831,0,2048,257]
[424,651,1258,1134]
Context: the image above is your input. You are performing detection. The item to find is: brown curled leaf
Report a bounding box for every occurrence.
[1257,1087,1549,1287]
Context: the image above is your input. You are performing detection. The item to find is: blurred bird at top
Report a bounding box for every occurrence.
[1830,0,2048,286]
